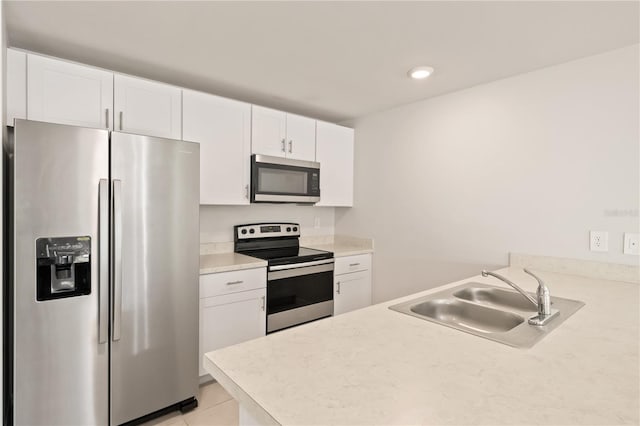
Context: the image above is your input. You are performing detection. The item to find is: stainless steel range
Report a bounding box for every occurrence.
[234,223,334,333]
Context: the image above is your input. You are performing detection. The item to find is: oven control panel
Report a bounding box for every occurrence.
[235,223,300,240]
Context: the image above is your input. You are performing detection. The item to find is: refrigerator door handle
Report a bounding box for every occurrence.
[112,179,123,341]
[98,179,109,344]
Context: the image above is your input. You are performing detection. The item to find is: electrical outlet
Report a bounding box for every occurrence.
[623,233,639,255]
[590,231,608,252]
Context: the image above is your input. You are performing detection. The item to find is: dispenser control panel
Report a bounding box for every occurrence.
[36,236,91,301]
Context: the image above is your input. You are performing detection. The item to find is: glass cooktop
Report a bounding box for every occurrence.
[242,246,333,266]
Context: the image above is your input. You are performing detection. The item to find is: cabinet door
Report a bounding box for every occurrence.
[114,74,181,139]
[285,113,316,161]
[7,49,27,126]
[334,269,371,316]
[251,105,286,157]
[315,121,354,206]
[183,90,251,205]
[27,54,113,129]
[199,288,266,377]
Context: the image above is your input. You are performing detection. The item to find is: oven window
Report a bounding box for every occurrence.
[268,270,333,314]
[258,167,308,194]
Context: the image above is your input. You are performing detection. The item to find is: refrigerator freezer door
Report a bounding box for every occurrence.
[12,120,110,425]
[110,132,200,424]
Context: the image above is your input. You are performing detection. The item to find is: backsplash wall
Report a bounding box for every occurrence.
[200,205,335,243]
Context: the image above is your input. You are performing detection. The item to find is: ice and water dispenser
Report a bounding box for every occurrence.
[35,236,91,301]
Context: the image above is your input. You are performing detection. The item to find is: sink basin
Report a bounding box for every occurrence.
[410,299,524,333]
[389,281,585,348]
[453,286,539,312]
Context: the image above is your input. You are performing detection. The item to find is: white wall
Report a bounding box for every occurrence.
[200,205,335,243]
[336,45,640,303]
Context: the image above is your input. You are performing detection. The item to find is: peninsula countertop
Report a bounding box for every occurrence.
[204,266,639,425]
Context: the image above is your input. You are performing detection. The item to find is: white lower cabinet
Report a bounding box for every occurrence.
[334,254,372,316]
[199,268,266,378]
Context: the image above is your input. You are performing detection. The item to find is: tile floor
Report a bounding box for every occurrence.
[142,381,239,426]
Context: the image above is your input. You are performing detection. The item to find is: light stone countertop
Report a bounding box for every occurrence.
[200,252,267,274]
[301,235,374,257]
[204,266,639,425]
[199,235,374,274]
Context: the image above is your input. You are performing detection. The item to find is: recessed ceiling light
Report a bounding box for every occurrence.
[408,66,434,80]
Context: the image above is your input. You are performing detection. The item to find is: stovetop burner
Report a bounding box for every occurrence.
[233,222,333,267]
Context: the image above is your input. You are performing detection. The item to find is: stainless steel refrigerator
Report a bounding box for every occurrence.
[5,119,200,425]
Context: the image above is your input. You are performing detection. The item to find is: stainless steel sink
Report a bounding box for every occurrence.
[389,282,584,348]
[410,299,524,333]
[453,286,539,312]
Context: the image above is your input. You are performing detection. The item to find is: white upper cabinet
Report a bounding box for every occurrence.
[315,121,354,207]
[251,105,287,157]
[285,113,316,161]
[6,49,27,126]
[251,105,316,161]
[114,74,181,139]
[183,90,251,205]
[27,53,113,129]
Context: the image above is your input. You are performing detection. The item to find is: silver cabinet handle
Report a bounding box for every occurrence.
[349,263,360,267]
[336,281,341,294]
[245,184,249,199]
[226,280,243,286]
[281,138,286,152]
[119,111,123,131]
[288,140,293,153]
[105,108,110,129]
[261,296,266,311]
[98,179,109,344]
[112,179,123,342]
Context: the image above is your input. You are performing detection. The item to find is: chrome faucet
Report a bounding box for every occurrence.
[481,269,558,326]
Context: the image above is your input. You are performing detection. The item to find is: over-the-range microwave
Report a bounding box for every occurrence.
[250,154,320,204]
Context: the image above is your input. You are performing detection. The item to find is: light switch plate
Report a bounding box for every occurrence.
[623,233,639,255]
[590,231,609,252]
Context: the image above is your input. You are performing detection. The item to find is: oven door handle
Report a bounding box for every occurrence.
[269,258,334,271]
[268,262,334,280]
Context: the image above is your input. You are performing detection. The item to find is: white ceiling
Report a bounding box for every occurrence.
[6,1,639,123]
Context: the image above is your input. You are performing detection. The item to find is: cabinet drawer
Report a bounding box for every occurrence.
[335,254,371,275]
[200,267,266,298]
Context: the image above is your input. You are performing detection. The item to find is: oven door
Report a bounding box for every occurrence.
[251,154,320,204]
[267,259,334,333]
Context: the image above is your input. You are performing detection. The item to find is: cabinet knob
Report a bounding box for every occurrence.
[281,138,286,152]
[288,140,293,153]
[245,184,249,199]
[226,280,243,286]
[336,281,341,294]
[261,296,266,311]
